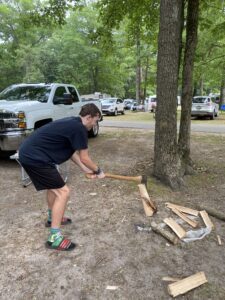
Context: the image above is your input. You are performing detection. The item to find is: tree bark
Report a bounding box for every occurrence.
[136,33,141,104]
[153,0,183,189]
[219,67,225,107]
[178,0,199,174]
[143,55,150,101]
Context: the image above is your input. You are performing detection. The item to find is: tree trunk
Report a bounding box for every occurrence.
[178,0,199,174]
[153,0,183,190]
[136,34,141,104]
[143,55,150,101]
[219,68,225,107]
[200,77,204,95]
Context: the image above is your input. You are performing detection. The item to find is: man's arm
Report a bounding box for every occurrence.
[71,150,105,178]
[71,151,92,173]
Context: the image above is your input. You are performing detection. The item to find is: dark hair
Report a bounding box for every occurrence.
[79,103,101,118]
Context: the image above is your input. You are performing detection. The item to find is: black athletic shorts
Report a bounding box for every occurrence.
[21,163,65,191]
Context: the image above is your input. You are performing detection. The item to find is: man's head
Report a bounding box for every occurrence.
[79,103,101,130]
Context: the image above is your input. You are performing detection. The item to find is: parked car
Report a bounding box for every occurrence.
[101,98,125,115]
[191,96,219,119]
[123,99,134,110]
[130,102,145,111]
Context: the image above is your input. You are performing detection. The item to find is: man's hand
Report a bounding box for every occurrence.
[96,170,105,179]
[85,171,105,179]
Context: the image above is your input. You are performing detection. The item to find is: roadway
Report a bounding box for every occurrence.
[100,120,225,134]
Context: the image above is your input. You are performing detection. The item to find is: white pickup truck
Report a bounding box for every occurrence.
[0,83,102,153]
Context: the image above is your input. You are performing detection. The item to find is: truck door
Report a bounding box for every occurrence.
[53,86,70,120]
[52,86,75,119]
[67,86,81,116]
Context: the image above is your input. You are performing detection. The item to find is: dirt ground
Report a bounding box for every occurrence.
[1,127,225,300]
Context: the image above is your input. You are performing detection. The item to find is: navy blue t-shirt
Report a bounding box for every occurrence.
[19,117,88,166]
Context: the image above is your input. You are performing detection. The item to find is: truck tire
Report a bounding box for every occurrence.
[34,119,52,129]
[88,122,99,138]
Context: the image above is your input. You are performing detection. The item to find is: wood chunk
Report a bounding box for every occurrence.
[171,207,198,228]
[150,222,179,245]
[217,235,222,245]
[167,271,207,297]
[166,202,199,216]
[164,218,186,239]
[141,198,154,217]
[138,184,157,211]
[200,210,214,229]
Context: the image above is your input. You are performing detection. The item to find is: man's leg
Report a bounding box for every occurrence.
[50,185,70,228]
[45,189,72,227]
[47,190,56,210]
[46,185,76,251]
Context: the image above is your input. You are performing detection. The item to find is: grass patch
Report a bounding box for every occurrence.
[104,111,155,122]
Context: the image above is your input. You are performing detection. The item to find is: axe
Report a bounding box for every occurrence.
[85,172,147,186]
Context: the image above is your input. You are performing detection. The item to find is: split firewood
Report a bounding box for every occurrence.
[217,235,222,245]
[170,207,198,228]
[196,205,225,222]
[138,184,157,211]
[150,222,179,245]
[166,202,199,217]
[200,210,214,229]
[164,218,186,239]
[167,271,208,298]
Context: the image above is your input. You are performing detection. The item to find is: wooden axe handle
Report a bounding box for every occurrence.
[104,173,142,183]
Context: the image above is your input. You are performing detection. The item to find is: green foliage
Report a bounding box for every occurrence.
[194,1,225,94]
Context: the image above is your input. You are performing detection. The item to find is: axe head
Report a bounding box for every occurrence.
[141,175,147,187]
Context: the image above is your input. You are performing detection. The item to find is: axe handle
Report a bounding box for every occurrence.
[105,173,142,183]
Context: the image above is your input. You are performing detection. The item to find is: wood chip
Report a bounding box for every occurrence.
[106,286,119,290]
[162,276,181,282]
[167,271,207,297]
[217,235,222,245]
[163,218,186,239]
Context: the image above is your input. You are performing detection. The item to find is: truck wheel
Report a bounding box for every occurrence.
[121,109,125,115]
[113,109,118,116]
[88,122,99,138]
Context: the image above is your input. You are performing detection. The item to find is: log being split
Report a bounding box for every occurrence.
[167,271,208,298]
[142,198,154,217]
[150,222,179,245]
[138,184,157,212]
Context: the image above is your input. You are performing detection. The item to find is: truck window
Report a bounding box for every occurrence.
[68,86,79,103]
[53,87,67,104]
[0,85,50,102]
